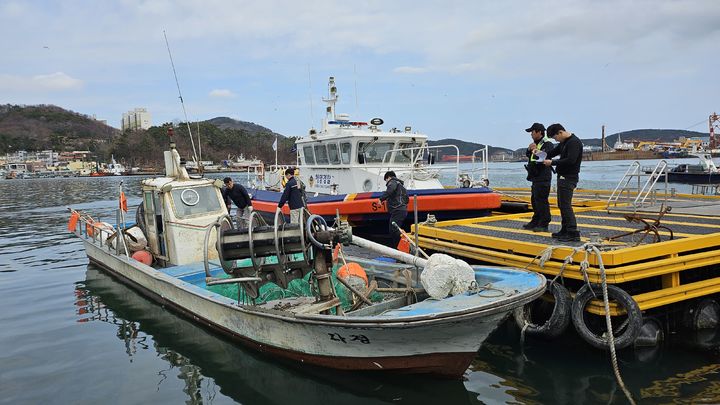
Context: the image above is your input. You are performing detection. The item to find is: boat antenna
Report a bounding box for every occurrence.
[163,30,202,175]
[353,64,359,118]
[307,64,315,130]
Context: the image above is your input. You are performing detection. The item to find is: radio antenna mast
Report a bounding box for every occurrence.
[163,30,202,174]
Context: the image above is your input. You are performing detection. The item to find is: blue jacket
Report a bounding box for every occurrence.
[278,176,305,210]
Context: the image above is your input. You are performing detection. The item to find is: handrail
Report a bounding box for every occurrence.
[471,147,489,186]
[378,144,460,190]
[607,160,668,211]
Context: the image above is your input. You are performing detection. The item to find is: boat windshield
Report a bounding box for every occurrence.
[170,185,223,218]
[394,142,421,163]
[359,142,394,164]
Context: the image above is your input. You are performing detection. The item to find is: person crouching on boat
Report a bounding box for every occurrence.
[223,177,253,228]
[523,122,554,232]
[379,171,409,249]
[278,168,305,224]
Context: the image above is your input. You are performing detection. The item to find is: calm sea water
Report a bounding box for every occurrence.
[1,159,719,405]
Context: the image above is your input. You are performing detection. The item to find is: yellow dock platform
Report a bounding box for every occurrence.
[415,189,720,314]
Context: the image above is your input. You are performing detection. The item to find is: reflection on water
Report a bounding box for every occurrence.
[1,166,719,404]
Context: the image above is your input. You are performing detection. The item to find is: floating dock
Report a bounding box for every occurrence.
[415,188,720,316]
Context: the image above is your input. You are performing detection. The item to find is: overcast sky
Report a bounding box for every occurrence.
[1,0,718,149]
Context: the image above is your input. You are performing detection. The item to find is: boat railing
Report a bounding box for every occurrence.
[607,160,668,212]
[470,147,489,186]
[378,144,460,189]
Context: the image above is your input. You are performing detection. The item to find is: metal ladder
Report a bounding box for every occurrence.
[607,160,668,211]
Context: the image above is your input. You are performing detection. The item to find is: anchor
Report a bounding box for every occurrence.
[606,204,674,246]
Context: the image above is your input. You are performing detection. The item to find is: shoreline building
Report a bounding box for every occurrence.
[121,108,152,131]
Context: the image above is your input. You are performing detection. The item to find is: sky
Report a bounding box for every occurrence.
[1,0,718,150]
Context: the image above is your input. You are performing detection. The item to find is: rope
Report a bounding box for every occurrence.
[589,243,636,405]
[523,240,636,405]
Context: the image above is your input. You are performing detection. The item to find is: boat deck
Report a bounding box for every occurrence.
[415,190,720,314]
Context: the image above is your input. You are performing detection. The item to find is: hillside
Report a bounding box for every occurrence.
[206,117,283,137]
[428,138,512,156]
[582,129,709,148]
[0,104,118,154]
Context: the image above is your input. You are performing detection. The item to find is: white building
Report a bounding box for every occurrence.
[121,108,152,131]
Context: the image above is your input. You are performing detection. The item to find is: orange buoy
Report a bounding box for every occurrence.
[337,262,368,287]
[68,212,80,232]
[131,250,153,265]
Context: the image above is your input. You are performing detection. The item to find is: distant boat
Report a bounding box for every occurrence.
[651,153,720,183]
[105,155,127,176]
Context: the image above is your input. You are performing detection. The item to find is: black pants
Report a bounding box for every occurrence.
[389,208,408,249]
[530,180,551,227]
[557,177,578,235]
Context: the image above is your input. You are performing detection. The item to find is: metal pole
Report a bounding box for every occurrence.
[413,194,419,285]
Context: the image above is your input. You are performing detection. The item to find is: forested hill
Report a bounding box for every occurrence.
[582,129,709,147]
[205,117,283,137]
[0,104,117,153]
[428,138,512,155]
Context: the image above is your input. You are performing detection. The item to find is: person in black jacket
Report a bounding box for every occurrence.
[379,171,408,249]
[278,168,305,224]
[543,123,583,242]
[223,177,253,228]
[523,122,554,232]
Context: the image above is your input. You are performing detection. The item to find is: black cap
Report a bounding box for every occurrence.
[525,122,545,133]
[546,123,565,138]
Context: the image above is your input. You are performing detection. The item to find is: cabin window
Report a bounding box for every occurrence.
[170,186,223,218]
[340,142,352,164]
[314,144,329,165]
[302,146,315,165]
[327,143,341,164]
[144,191,155,228]
[394,142,421,163]
[358,142,394,163]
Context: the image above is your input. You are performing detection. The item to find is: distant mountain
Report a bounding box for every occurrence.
[205,117,284,138]
[581,129,709,148]
[428,138,512,156]
[0,104,118,154]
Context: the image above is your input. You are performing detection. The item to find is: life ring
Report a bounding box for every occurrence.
[513,282,571,338]
[571,284,642,350]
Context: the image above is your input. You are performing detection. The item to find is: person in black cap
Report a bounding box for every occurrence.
[523,123,554,232]
[543,123,583,242]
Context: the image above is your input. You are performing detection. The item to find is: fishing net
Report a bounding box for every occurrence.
[207,263,383,310]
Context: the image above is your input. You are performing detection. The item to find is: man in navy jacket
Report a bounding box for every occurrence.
[278,168,305,224]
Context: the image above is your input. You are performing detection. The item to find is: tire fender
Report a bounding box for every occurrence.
[572,284,642,350]
[514,282,572,338]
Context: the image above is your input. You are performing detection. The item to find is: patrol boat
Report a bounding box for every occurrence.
[251,77,500,234]
[67,130,545,378]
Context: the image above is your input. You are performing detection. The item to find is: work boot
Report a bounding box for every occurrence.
[558,232,581,242]
[522,222,536,230]
[551,230,566,239]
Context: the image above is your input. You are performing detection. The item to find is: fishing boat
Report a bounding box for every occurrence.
[663,153,720,183]
[252,77,499,234]
[67,131,545,378]
[105,155,127,176]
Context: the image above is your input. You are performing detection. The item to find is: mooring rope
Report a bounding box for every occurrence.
[526,242,636,405]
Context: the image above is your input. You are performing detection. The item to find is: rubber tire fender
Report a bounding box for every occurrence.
[572,284,642,350]
[513,282,572,338]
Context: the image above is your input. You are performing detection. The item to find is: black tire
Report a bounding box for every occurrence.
[572,284,642,350]
[513,282,571,339]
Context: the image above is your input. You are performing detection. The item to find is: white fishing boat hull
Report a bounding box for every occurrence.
[83,237,541,377]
